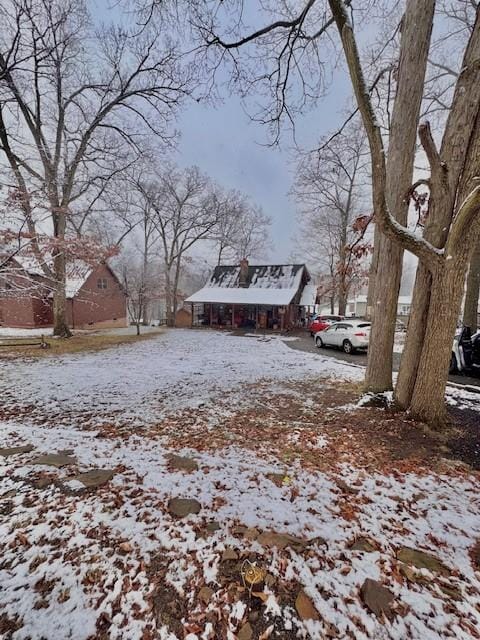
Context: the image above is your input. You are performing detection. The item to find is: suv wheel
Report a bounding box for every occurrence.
[343,339,353,354]
[315,337,323,349]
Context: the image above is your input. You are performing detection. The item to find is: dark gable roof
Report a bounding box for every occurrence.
[185,263,311,306]
[209,263,308,290]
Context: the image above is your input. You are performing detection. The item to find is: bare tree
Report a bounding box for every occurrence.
[120,250,162,335]
[213,189,271,264]
[136,165,223,326]
[0,0,191,336]
[328,0,480,426]
[293,125,370,314]
[234,206,271,262]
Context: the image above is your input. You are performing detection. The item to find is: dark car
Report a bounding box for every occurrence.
[450,326,480,374]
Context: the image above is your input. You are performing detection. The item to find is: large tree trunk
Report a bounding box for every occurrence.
[364,0,435,392]
[52,252,71,337]
[395,9,480,408]
[329,0,480,427]
[409,251,473,425]
[338,287,347,316]
[52,210,72,338]
[171,259,182,326]
[164,266,174,327]
[463,239,480,331]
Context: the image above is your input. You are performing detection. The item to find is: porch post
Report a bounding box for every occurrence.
[190,302,193,328]
[209,303,213,326]
[280,307,284,332]
[232,304,235,328]
[255,305,258,331]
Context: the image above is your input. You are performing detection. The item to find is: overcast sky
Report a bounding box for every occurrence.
[176,85,352,262]
[90,0,354,263]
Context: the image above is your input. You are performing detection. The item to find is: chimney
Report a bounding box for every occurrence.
[239,258,249,288]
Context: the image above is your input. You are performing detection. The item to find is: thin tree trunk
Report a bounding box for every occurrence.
[364,0,435,393]
[365,226,380,321]
[338,213,349,316]
[464,240,480,331]
[330,296,335,314]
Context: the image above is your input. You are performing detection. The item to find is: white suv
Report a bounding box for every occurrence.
[314,319,371,354]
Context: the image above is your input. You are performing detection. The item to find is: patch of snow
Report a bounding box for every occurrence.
[0,327,53,337]
[357,391,394,408]
[63,479,86,491]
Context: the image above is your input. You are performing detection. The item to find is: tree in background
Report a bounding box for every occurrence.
[213,190,271,265]
[0,0,192,336]
[133,165,225,326]
[293,126,370,315]
[121,251,163,335]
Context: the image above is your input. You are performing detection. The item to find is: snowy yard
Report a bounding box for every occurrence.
[1,329,479,640]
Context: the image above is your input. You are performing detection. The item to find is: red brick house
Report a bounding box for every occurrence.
[0,257,127,329]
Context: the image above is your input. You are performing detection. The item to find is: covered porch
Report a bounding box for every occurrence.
[189,302,296,331]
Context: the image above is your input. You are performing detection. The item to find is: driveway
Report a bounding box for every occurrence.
[286,331,480,388]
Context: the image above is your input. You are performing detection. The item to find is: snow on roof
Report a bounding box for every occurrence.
[14,254,47,277]
[299,283,317,307]
[186,286,299,306]
[14,255,93,298]
[65,262,93,298]
[185,263,308,306]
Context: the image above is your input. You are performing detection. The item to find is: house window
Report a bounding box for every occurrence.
[97,277,108,290]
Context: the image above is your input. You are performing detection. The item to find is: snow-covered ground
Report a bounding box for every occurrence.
[0,329,359,426]
[1,329,479,640]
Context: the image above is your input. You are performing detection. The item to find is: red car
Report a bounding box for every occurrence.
[309,315,344,336]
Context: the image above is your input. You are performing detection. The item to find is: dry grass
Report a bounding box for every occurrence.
[0,329,164,358]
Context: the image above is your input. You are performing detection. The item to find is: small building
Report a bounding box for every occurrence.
[175,307,192,328]
[0,257,127,330]
[185,260,315,331]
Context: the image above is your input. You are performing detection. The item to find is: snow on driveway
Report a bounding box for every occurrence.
[0,329,359,424]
